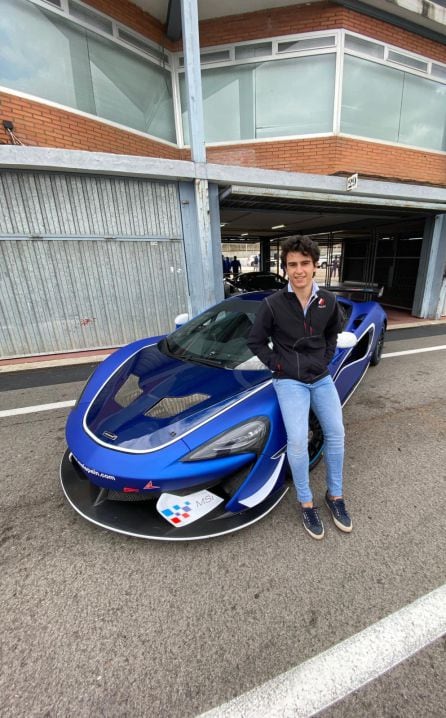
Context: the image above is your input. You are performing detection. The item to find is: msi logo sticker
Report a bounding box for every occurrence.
[157,490,223,527]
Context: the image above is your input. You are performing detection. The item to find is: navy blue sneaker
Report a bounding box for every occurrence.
[301,506,324,540]
[325,492,352,532]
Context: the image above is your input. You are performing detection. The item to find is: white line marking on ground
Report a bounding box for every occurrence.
[199,584,446,718]
[1,345,444,418]
[382,345,446,358]
[0,400,75,418]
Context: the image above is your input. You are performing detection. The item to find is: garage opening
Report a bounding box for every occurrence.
[219,188,431,313]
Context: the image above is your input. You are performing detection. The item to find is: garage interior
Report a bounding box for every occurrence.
[218,188,431,311]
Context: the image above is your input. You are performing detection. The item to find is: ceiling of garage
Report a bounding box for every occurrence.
[218,191,429,244]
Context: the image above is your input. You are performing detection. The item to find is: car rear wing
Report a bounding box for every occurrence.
[324,281,384,301]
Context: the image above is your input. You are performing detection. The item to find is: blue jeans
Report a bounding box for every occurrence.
[273,375,345,504]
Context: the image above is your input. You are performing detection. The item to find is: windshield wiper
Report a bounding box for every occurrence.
[161,337,185,359]
[188,355,225,368]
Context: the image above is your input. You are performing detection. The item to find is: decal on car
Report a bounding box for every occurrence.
[74,457,116,482]
[157,490,224,527]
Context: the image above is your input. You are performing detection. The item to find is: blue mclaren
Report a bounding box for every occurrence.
[61,291,387,540]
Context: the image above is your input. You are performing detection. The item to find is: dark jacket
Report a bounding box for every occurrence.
[247,286,342,384]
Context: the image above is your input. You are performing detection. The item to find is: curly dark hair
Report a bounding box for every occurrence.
[280,235,320,267]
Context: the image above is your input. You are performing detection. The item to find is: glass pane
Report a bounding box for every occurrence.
[235,42,272,59]
[0,0,95,113]
[344,35,384,59]
[278,36,335,53]
[341,55,403,142]
[180,64,255,143]
[388,50,428,72]
[118,29,168,64]
[88,32,176,142]
[0,0,176,143]
[68,1,113,34]
[431,64,446,81]
[255,55,335,136]
[399,73,446,151]
[200,50,230,64]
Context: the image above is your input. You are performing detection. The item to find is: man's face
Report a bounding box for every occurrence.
[286,251,316,293]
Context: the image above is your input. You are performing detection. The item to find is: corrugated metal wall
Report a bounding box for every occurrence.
[0,171,188,358]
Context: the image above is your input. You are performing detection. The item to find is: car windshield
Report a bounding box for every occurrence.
[160,299,265,370]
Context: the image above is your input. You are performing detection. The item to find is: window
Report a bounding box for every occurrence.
[432,64,446,81]
[68,1,113,35]
[180,54,335,143]
[387,50,428,72]
[0,0,95,113]
[235,42,272,60]
[341,56,404,142]
[180,64,255,143]
[341,55,446,151]
[255,55,335,137]
[118,29,169,64]
[344,35,384,59]
[0,0,175,143]
[88,32,175,141]
[277,36,335,53]
[398,73,446,151]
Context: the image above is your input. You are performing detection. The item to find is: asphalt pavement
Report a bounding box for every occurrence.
[0,325,445,718]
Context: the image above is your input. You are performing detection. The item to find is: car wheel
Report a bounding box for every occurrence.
[370,327,385,366]
[309,411,324,469]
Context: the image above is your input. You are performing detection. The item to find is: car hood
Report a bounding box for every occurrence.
[84,343,268,451]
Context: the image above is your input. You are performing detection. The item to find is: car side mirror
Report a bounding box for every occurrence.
[174,313,189,329]
[336,331,357,349]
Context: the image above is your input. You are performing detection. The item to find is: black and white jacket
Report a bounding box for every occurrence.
[247,285,343,384]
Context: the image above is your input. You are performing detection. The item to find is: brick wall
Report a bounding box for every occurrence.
[201,137,446,187]
[0,92,180,159]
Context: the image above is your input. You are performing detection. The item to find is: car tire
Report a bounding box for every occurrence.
[309,411,324,469]
[370,327,385,366]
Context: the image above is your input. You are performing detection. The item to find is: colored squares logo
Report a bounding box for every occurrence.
[157,491,223,528]
[161,500,191,524]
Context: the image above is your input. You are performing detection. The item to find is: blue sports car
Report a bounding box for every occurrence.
[61,291,386,540]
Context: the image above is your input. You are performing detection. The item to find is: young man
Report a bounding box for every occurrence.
[247,235,352,539]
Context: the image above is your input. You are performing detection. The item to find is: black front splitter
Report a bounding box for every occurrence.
[60,450,288,541]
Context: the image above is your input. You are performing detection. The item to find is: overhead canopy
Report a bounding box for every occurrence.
[219,184,439,243]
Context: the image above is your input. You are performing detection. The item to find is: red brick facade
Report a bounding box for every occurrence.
[202,137,446,187]
[1,1,445,186]
[0,92,180,159]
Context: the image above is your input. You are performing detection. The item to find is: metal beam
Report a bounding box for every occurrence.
[1,147,445,211]
[413,214,446,318]
[177,0,220,315]
[179,180,222,316]
[180,0,206,163]
[166,0,182,42]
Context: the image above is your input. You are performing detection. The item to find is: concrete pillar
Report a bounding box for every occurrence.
[412,214,446,319]
[260,238,271,273]
[179,0,222,317]
[179,181,223,318]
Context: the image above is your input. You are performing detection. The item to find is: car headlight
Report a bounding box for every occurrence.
[182,417,269,461]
